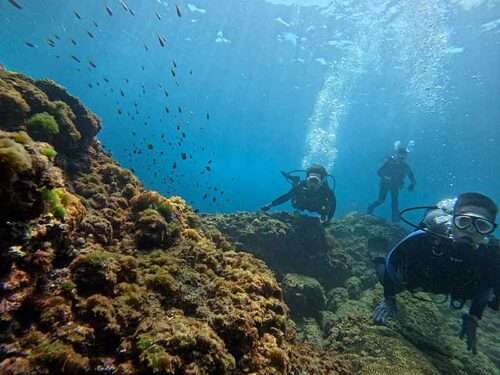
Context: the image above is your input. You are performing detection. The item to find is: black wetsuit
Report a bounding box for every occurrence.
[368,156,416,222]
[380,230,500,318]
[269,180,336,221]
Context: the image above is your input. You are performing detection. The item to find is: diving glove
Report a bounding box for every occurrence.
[373,296,398,324]
[459,313,479,355]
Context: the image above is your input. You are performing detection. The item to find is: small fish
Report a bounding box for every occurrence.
[126,78,130,83]
[172,162,177,169]
[175,4,182,17]
[24,41,36,48]
[165,106,170,113]
[175,80,179,86]
[71,55,81,63]
[172,59,177,68]
[181,152,187,160]
[117,107,122,114]
[103,77,110,83]
[120,89,125,97]
[147,144,153,150]
[45,38,56,47]
[144,44,149,51]
[129,7,135,16]
[106,5,113,16]
[206,112,210,120]
[164,89,169,97]
[8,0,22,9]
[54,34,60,40]
[119,0,129,11]
[212,197,217,203]
[87,82,93,88]
[203,194,208,199]
[190,70,193,75]
[86,30,94,38]
[70,38,77,45]
[88,58,97,68]
[157,34,166,47]
[155,11,161,20]
[74,10,81,19]
[93,21,99,28]
[178,106,182,113]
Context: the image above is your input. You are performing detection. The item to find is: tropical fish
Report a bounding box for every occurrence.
[54,34,60,40]
[106,5,113,16]
[24,41,36,48]
[175,4,182,17]
[165,106,170,113]
[74,10,81,19]
[71,55,81,63]
[70,38,77,45]
[8,0,22,9]
[157,34,166,47]
[172,59,177,68]
[93,21,99,28]
[164,89,169,97]
[171,68,176,77]
[119,0,129,11]
[103,77,110,83]
[205,166,211,171]
[45,38,56,47]
[86,30,94,38]
[87,58,96,68]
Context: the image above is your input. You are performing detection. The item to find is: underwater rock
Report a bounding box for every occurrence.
[0,68,350,375]
[282,273,326,318]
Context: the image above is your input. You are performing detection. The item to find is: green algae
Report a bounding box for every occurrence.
[26,112,59,142]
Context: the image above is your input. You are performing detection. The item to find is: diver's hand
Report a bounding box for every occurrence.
[408,182,416,192]
[373,296,398,324]
[459,313,479,355]
[260,204,271,212]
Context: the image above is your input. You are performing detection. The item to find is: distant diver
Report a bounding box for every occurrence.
[367,141,416,222]
[260,164,336,224]
[371,192,499,355]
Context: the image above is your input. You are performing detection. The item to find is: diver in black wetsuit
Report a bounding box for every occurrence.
[372,192,499,355]
[367,146,416,222]
[260,164,336,224]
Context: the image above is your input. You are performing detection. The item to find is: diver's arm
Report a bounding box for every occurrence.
[269,189,295,207]
[407,165,416,184]
[377,162,389,178]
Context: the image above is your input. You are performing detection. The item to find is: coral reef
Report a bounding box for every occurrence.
[204,211,500,374]
[0,68,350,374]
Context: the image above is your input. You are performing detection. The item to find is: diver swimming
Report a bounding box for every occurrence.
[371,192,500,355]
[367,141,416,223]
[260,164,337,224]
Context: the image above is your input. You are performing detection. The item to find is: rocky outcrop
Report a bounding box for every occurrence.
[203,211,500,375]
[0,68,350,375]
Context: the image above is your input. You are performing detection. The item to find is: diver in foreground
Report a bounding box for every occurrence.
[367,142,416,222]
[372,192,499,355]
[260,164,336,224]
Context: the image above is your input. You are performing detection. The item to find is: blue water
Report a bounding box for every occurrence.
[1,0,499,221]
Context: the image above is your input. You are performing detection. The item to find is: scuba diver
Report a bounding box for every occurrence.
[260,164,336,224]
[371,192,499,355]
[367,141,416,222]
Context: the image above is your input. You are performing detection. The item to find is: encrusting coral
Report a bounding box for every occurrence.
[0,67,351,374]
[203,211,500,375]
